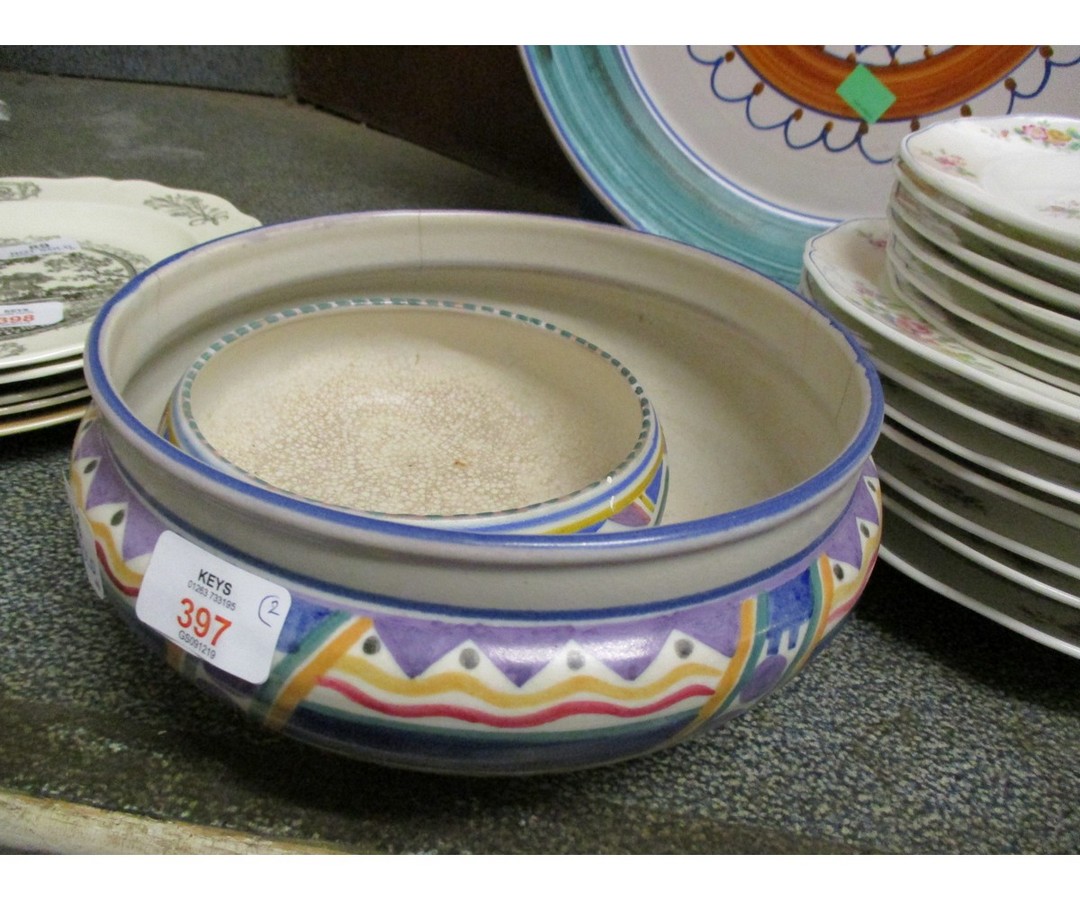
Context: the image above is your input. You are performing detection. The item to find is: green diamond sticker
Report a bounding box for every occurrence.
[836,64,896,124]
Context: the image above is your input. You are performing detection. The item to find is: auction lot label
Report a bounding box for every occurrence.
[137,531,292,684]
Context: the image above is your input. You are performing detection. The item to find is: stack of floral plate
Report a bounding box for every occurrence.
[1,176,259,437]
[800,114,1080,657]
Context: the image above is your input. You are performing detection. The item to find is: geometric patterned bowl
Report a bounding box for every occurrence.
[70,211,883,774]
[157,297,668,535]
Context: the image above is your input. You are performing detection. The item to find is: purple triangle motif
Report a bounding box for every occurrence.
[372,595,751,687]
[117,493,167,561]
[77,440,165,562]
[818,471,879,570]
[572,618,684,681]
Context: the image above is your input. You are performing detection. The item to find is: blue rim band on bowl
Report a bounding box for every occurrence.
[86,214,883,555]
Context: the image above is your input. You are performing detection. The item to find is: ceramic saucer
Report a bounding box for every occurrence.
[884,494,1080,615]
[893,161,1080,291]
[803,270,1080,464]
[876,424,1080,579]
[0,176,260,371]
[899,114,1080,257]
[885,233,1080,392]
[0,399,87,437]
[888,179,1080,315]
[884,205,1080,345]
[880,502,1080,659]
[0,352,83,387]
[803,218,1080,430]
[1,372,83,405]
[880,374,1080,506]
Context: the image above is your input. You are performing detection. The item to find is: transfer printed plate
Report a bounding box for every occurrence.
[0,177,260,370]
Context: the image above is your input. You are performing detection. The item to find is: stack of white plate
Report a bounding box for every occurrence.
[1,177,259,437]
[800,114,1080,657]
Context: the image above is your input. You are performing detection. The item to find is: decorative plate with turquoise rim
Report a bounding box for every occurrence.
[522,46,1080,288]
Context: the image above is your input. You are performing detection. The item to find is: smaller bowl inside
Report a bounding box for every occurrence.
[160,298,668,534]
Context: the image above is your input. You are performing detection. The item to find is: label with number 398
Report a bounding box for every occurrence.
[136,531,292,684]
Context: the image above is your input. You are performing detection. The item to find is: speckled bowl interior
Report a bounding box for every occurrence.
[160,297,667,534]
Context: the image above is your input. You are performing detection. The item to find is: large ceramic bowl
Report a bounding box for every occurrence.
[70,211,884,775]
[159,297,668,535]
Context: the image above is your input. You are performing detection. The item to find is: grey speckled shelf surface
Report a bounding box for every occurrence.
[1,72,1079,855]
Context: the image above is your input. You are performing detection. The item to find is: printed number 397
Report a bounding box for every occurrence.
[177,598,233,646]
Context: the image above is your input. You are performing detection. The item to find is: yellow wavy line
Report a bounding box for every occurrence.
[674,597,757,737]
[69,463,145,591]
[810,554,836,647]
[87,519,145,589]
[331,653,725,708]
[264,617,374,730]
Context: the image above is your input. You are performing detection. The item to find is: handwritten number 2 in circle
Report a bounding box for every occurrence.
[258,595,281,627]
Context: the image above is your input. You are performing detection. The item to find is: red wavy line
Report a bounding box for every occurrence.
[96,544,139,598]
[317,676,714,728]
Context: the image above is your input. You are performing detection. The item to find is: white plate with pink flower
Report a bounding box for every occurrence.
[900,115,1080,256]
[802,218,1080,426]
